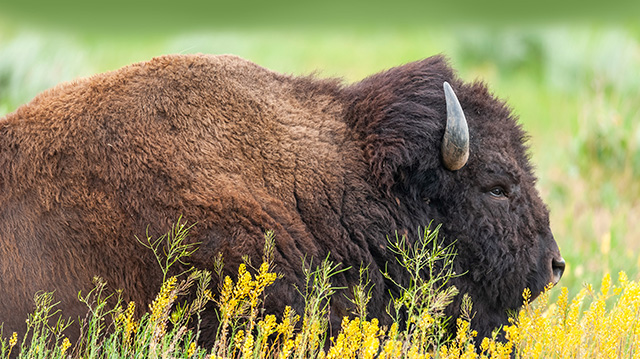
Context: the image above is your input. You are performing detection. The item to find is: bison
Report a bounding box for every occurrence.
[0,54,564,346]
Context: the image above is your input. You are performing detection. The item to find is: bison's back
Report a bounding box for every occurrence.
[0,54,365,341]
[3,53,351,224]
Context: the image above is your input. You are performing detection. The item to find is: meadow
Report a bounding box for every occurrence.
[0,22,639,357]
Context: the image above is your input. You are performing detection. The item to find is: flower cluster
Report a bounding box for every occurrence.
[326,317,381,359]
[504,272,640,358]
[435,271,640,359]
[114,301,138,346]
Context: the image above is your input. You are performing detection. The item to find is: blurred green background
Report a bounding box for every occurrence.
[1,5,639,301]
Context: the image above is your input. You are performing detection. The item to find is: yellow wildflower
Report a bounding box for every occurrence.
[522,288,531,305]
[242,333,255,359]
[149,276,177,324]
[186,341,197,357]
[234,330,245,350]
[259,314,277,336]
[277,306,298,339]
[278,338,296,359]
[8,332,17,347]
[5,331,18,359]
[61,337,71,356]
[600,272,611,297]
[116,301,138,345]
[256,261,278,289]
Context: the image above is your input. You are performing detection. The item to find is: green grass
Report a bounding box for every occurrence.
[1,22,639,308]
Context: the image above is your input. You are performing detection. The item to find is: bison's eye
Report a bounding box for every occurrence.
[489,186,507,199]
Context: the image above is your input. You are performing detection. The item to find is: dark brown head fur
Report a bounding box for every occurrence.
[0,54,563,346]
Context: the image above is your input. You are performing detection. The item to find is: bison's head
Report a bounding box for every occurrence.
[432,79,565,338]
[346,55,564,339]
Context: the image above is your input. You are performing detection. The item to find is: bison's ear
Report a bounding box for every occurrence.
[367,136,414,194]
[365,109,444,195]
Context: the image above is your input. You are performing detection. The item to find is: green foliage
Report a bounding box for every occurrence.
[0,33,94,115]
[137,216,200,282]
[572,86,640,203]
[15,292,72,359]
[382,224,460,350]
[295,256,349,358]
[0,293,67,358]
[346,264,373,321]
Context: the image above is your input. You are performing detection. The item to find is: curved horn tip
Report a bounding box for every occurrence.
[441,81,470,171]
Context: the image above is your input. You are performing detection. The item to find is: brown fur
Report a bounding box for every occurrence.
[0,54,562,346]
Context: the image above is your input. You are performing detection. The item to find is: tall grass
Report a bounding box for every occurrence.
[1,223,639,358]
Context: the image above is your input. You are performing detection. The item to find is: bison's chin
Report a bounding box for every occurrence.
[526,258,566,305]
[535,255,566,295]
[463,256,566,344]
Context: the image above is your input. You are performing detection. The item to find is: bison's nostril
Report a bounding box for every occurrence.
[552,257,566,284]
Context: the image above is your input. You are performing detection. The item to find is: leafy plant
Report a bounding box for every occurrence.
[137,216,200,282]
[383,224,461,353]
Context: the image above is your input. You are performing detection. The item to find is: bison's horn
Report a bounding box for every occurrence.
[442,81,469,171]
